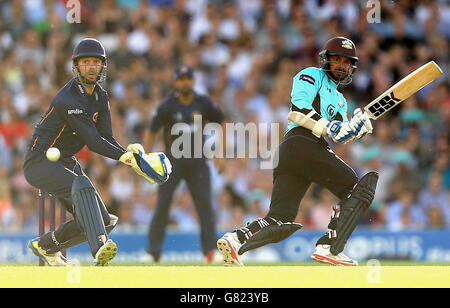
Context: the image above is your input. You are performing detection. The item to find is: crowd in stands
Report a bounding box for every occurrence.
[0,0,448,233]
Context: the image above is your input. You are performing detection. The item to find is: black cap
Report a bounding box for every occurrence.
[175,64,194,79]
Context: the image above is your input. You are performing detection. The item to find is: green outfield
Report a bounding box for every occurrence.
[0,261,448,288]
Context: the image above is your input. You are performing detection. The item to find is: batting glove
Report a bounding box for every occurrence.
[349,108,373,140]
[326,121,355,144]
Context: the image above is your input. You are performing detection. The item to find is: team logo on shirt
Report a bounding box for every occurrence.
[327,105,336,118]
[92,112,99,123]
[341,39,353,50]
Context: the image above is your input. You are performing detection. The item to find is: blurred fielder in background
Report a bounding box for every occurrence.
[144,64,224,263]
[217,36,378,266]
[24,38,172,266]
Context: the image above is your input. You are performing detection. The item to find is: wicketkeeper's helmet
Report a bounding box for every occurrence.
[72,38,107,84]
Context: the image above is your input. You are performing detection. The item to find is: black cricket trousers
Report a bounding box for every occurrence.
[267,126,358,223]
[147,156,217,260]
[23,151,112,253]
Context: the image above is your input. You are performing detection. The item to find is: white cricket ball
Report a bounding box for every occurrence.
[46,147,61,162]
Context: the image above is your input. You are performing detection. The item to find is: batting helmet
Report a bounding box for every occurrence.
[319,37,358,85]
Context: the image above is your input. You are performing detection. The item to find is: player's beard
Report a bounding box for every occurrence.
[332,69,349,81]
[73,64,106,85]
[83,73,98,85]
[327,61,355,86]
[329,67,353,86]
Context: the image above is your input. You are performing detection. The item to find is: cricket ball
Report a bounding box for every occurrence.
[46,147,61,162]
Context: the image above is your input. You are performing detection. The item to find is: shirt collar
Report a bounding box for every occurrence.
[73,78,99,100]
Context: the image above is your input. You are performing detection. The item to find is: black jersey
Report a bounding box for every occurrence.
[149,91,224,158]
[27,78,125,160]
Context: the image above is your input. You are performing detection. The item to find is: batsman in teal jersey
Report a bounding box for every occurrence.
[217,37,378,266]
[287,66,349,133]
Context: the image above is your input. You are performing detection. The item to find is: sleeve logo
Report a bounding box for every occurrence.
[299,74,315,85]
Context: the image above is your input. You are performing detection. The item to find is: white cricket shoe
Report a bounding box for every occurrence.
[217,232,244,266]
[311,244,358,266]
[52,251,69,266]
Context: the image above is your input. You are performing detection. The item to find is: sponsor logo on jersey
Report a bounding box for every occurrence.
[77,84,85,94]
[299,74,315,85]
[68,108,84,115]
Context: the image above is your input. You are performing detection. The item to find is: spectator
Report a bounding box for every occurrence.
[387,149,422,201]
[215,189,234,230]
[309,189,335,230]
[427,206,446,229]
[170,189,199,232]
[418,171,450,227]
[385,191,427,231]
[0,166,14,230]
[132,190,157,229]
[0,0,447,233]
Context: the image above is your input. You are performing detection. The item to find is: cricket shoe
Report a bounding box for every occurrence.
[216,232,244,266]
[28,237,68,266]
[311,244,358,266]
[94,239,118,266]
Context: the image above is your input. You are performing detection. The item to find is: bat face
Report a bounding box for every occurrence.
[364,61,443,120]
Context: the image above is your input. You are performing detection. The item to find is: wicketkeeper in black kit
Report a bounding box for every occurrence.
[24,38,172,266]
[143,64,224,263]
[217,37,378,266]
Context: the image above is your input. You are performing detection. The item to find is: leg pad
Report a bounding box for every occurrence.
[330,172,378,255]
[72,175,109,257]
[238,222,302,255]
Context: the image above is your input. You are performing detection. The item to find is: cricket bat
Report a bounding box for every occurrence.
[288,61,443,136]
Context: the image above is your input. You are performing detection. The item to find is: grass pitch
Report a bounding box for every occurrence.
[0,262,448,288]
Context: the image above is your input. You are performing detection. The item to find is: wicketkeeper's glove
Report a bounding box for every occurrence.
[119,143,172,184]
